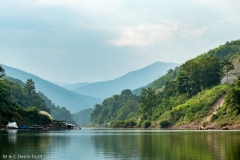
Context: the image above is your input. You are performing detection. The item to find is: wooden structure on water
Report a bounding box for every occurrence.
[3,120,80,130]
[50,120,67,130]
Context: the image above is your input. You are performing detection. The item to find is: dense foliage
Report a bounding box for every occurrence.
[176,55,223,96]
[1,78,50,113]
[165,85,228,124]
[208,40,240,58]
[91,39,240,128]
[91,89,139,127]
[0,70,52,125]
[212,76,240,126]
[225,77,240,114]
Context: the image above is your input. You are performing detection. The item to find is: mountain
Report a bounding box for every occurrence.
[72,62,179,99]
[90,39,240,129]
[63,82,90,91]
[1,64,102,113]
[52,81,70,87]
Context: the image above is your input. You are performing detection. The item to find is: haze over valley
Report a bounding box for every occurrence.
[1,0,240,127]
[1,61,178,113]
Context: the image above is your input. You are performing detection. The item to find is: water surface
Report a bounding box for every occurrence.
[0,129,240,160]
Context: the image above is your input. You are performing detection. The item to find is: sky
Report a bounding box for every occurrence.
[0,0,240,84]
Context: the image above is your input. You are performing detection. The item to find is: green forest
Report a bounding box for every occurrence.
[1,39,240,129]
[91,40,240,129]
[90,89,139,127]
[0,67,76,126]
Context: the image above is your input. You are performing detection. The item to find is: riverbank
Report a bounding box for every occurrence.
[171,122,240,130]
[90,123,240,130]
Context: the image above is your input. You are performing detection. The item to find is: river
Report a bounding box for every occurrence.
[0,129,240,160]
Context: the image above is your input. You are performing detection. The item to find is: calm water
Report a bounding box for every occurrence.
[0,129,240,160]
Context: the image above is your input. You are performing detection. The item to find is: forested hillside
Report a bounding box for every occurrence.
[91,89,139,127]
[133,40,240,95]
[1,64,102,113]
[0,67,77,126]
[91,40,240,129]
[0,67,51,125]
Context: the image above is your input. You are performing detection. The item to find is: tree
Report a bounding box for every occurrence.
[225,88,240,113]
[139,88,157,118]
[176,72,190,95]
[180,59,202,95]
[164,80,177,97]
[91,104,103,122]
[0,65,6,78]
[167,69,173,74]
[225,76,240,113]
[176,56,223,96]
[199,56,223,89]
[0,79,10,102]
[24,79,36,98]
[121,89,132,96]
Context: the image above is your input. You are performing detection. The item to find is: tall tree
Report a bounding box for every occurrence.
[176,72,190,95]
[139,88,157,118]
[24,79,36,98]
[0,65,6,78]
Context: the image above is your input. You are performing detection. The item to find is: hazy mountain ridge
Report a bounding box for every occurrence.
[1,64,102,113]
[63,82,90,91]
[90,39,240,129]
[52,81,70,87]
[72,62,179,99]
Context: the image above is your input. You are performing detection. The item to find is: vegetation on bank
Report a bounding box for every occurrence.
[90,89,139,127]
[211,76,240,126]
[91,39,240,128]
[157,84,228,126]
[2,40,240,128]
[0,75,52,125]
[0,67,76,126]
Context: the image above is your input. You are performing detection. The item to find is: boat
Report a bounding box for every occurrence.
[18,125,28,129]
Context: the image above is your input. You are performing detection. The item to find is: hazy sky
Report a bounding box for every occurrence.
[1,0,240,84]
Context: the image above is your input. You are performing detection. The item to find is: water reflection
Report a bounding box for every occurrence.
[91,130,240,160]
[1,129,240,160]
[7,130,18,144]
[0,130,52,158]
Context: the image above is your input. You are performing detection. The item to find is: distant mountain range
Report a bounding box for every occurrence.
[1,61,178,113]
[63,82,90,91]
[68,62,179,99]
[1,64,102,113]
[51,81,70,87]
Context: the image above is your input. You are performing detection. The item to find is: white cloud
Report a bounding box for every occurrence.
[109,23,209,46]
[1,0,240,83]
[109,24,178,46]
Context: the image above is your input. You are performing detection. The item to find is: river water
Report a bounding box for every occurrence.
[0,129,240,160]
